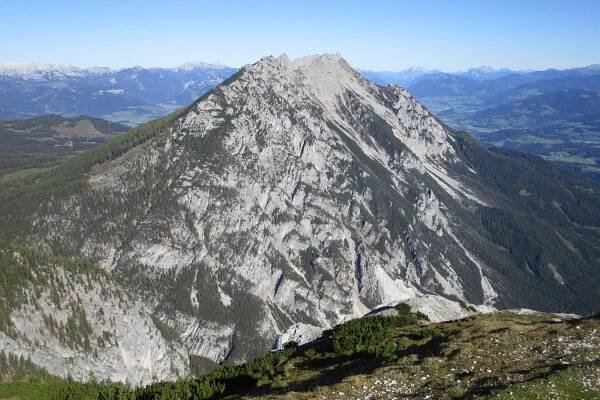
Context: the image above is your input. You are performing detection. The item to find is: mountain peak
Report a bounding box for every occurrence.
[238,53,370,113]
[466,65,497,73]
[253,53,345,65]
[0,61,97,79]
[247,53,352,74]
[183,53,457,168]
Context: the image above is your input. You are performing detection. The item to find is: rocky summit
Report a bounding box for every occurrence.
[1,54,600,383]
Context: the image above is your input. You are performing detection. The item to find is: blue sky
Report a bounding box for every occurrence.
[1,0,598,71]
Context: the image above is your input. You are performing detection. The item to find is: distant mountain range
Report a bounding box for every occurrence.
[361,65,526,88]
[0,62,237,125]
[3,61,600,180]
[0,63,536,127]
[404,65,600,98]
[360,68,442,86]
[362,64,600,88]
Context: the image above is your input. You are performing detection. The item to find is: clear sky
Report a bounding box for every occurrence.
[1,0,599,71]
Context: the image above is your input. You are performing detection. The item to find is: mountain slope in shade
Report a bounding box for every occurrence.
[1,54,599,376]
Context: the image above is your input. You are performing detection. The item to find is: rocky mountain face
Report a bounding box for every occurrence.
[0,245,188,385]
[0,62,236,125]
[1,54,600,381]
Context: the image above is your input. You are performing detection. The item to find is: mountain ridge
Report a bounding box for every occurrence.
[0,61,231,79]
[0,61,237,125]
[0,53,599,383]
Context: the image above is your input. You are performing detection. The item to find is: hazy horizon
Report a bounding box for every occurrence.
[0,56,597,74]
[1,0,599,71]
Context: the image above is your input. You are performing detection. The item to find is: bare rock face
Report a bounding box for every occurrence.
[272,323,325,350]
[72,54,497,362]
[0,249,189,385]
[3,54,599,380]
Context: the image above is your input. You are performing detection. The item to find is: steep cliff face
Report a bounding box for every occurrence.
[0,246,189,385]
[1,54,599,374]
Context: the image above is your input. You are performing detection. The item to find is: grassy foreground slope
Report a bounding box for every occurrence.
[0,310,598,399]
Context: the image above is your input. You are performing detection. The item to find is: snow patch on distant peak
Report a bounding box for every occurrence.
[176,62,229,71]
[0,62,111,79]
[95,89,125,95]
[0,60,233,81]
